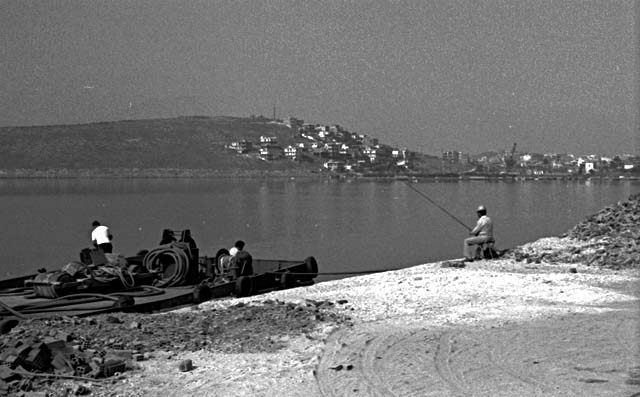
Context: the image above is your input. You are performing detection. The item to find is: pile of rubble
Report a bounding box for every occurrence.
[509,193,640,270]
[0,298,350,395]
[568,193,640,241]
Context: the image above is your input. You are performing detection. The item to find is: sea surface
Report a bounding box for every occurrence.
[0,177,637,282]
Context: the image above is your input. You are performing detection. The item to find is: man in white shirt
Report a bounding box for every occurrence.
[229,240,252,277]
[463,205,494,261]
[91,220,113,253]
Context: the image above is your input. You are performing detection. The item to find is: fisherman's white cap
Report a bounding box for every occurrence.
[477,205,487,212]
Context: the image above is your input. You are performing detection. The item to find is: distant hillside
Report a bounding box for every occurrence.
[0,116,321,177]
[0,116,451,178]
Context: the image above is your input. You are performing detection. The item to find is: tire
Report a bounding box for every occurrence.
[215,248,230,263]
[304,256,318,278]
[192,284,212,304]
[235,276,254,297]
[0,317,19,335]
[214,248,231,275]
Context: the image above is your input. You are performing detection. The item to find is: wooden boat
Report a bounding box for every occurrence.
[0,231,318,333]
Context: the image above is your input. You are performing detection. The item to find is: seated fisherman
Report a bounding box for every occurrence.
[463,205,494,261]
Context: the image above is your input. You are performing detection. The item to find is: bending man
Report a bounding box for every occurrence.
[463,205,493,261]
[91,220,113,253]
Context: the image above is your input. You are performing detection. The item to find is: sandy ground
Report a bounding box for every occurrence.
[79,237,639,397]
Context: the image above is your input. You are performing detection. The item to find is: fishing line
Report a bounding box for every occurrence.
[403,181,471,231]
[267,269,397,276]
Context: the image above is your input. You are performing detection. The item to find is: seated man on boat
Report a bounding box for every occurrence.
[211,240,253,281]
[226,240,253,277]
[230,243,253,278]
[463,205,494,261]
[229,240,244,257]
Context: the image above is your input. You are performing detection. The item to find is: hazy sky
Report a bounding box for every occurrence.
[1,0,638,155]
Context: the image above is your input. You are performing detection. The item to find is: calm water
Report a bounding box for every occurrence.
[0,178,637,281]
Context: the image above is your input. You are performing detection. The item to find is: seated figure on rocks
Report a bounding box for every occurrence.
[463,205,494,261]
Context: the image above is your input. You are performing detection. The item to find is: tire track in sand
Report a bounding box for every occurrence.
[316,308,639,396]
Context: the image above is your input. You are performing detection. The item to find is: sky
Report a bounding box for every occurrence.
[1,0,638,156]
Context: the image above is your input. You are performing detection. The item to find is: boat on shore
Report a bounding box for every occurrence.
[0,229,318,333]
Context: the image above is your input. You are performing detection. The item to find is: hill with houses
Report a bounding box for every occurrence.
[0,116,446,178]
[2,115,634,179]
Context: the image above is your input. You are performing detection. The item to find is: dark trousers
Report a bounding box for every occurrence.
[98,243,113,253]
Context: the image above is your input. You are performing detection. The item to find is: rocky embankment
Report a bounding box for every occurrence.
[0,300,350,396]
[509,193,640,270]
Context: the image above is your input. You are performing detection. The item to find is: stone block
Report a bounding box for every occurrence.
[24,346,52,372]
[178,359,193,372]
[101,358,125,377]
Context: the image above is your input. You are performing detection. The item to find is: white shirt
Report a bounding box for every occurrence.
[470,215,493,238]
[92,225,111,244]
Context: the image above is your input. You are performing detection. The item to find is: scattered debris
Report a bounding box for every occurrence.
[0,298,350,394]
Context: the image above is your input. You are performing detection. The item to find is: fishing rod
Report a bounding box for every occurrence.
[403,180,471,231]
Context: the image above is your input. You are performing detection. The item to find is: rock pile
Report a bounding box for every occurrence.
[569,193,640,241]
[509,193,640,270]
[0,298,349,395]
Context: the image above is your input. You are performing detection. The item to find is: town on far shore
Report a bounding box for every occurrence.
[227,115,640,180]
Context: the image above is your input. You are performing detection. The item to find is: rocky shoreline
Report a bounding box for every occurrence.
[1,194,638,396]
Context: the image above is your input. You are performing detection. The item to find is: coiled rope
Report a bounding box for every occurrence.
[0,287,32,297]
[0,298,27,319]
[113,285,165,297]
[0,287,165,317]
[1,293,123,316]
[95,265,136,289]
[143,244,191,287]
